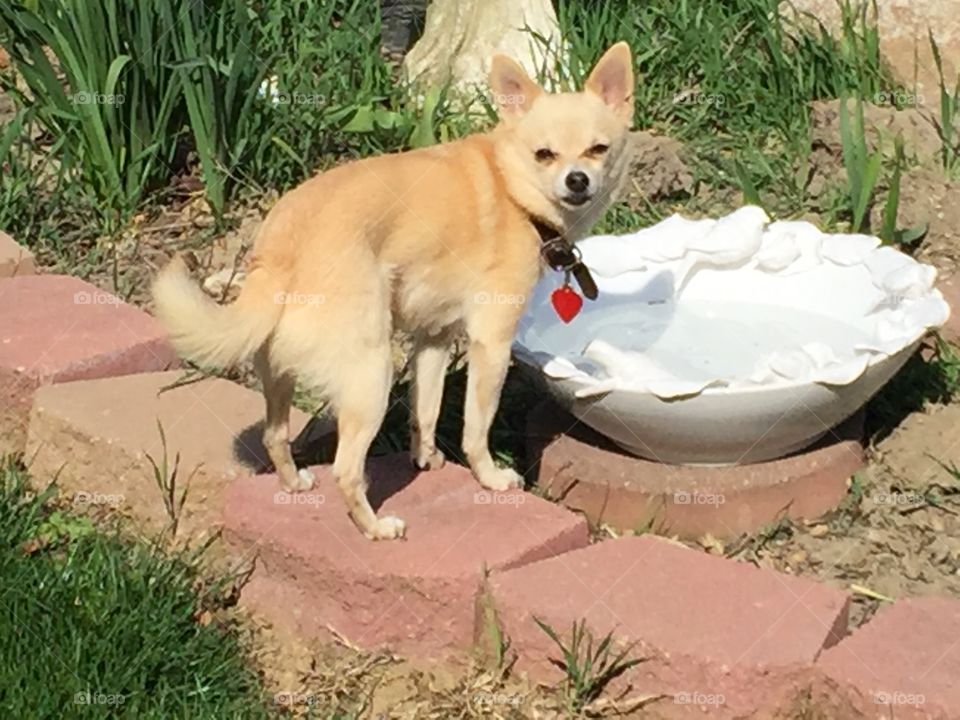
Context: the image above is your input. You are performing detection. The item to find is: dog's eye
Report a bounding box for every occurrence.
[535,148,557,163]
[586,143,610,157]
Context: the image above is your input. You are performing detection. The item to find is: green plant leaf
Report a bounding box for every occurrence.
[895,224,928,248]
[880,137,903,243]
[734,159,762,206]
[409,88,441,149]
[343,105,375,132]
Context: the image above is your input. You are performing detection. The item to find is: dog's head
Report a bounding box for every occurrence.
[489,43,634,233]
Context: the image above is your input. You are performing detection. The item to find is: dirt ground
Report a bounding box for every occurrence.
[724,398,960,629]
[238,610,595,719]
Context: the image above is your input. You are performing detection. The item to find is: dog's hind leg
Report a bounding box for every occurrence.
[254,347,311,491]
[330,346,406,540]
[409,338,450,470]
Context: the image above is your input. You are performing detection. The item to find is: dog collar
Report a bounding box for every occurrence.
[528,215,598,324]
[529,217,599,300]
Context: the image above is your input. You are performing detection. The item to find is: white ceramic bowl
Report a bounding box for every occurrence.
[514,207,950,465]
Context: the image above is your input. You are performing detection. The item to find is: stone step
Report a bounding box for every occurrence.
[817,596,960,720]
[224,455,589,657]
[0,230,34,277]
[527,401,863,539]
[0,274,175,455]
[26,370,309,541]
[484,535,851,718]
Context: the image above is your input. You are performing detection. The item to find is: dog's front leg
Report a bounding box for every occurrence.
[410,339,450,470]
[462,328,523,492]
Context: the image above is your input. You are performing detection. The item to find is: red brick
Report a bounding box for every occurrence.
[528,402,862,539]
[224,455,588,657]
[0,275,176,454]
[0,230,34,277]
[817,596,960,720]
[486,535,850,717]
[26,371,310,541]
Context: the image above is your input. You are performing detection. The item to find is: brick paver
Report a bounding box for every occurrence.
[26,370,310,540]
[817,596,960,720]
[0,230,34,277]
[0,275,175,454]
[224,455,589,657]
[486,535,850,717]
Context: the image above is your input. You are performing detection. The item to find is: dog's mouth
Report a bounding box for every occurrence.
[561,192,593,208]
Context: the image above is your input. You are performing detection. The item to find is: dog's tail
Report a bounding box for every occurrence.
[151,256,282,369]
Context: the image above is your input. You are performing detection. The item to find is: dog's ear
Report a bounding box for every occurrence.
[585,41,634,123]
[489,54,542,119]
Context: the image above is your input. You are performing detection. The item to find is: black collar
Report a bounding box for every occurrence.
[530,216,598,300]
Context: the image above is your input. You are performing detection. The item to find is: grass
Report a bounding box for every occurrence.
[145,419,200,539]
[835,95,925,245]
[556,0,893,218]
[929,32,960,177]
[534,617,645,716]
[0,0,185,231]
[0,459,274,719]
[838,94,884,232]
[1,0,901,260]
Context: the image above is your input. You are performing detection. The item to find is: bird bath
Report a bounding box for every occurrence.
[514,207,951,465]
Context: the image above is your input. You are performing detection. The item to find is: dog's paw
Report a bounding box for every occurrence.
[412,447,445,471]
[365,515,407,541]
[282,468,315,492]
[478,467,523,492]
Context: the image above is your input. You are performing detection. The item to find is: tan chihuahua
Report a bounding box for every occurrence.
[152,43,634,540]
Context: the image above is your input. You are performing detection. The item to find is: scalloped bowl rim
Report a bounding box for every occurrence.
[514,208,951,404]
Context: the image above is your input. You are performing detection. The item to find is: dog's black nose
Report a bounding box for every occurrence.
[565,171,590,193]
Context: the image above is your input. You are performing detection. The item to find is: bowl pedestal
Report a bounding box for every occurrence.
[525,400,864,539]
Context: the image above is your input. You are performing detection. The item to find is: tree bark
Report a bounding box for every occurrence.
[403,0,564,99]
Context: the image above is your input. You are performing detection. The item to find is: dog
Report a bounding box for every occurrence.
[151,42,634,540]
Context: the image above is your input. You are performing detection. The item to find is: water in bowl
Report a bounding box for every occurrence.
[537,299,872,384]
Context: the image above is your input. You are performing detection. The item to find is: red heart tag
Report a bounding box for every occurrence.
[551,285,583,323]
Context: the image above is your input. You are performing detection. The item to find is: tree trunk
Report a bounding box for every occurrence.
[403,0,564,100]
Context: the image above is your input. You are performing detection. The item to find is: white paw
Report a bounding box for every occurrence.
[478,467,523,492]
[412,447,445,471]
[366,515,407,541]
[285,468,314,492]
